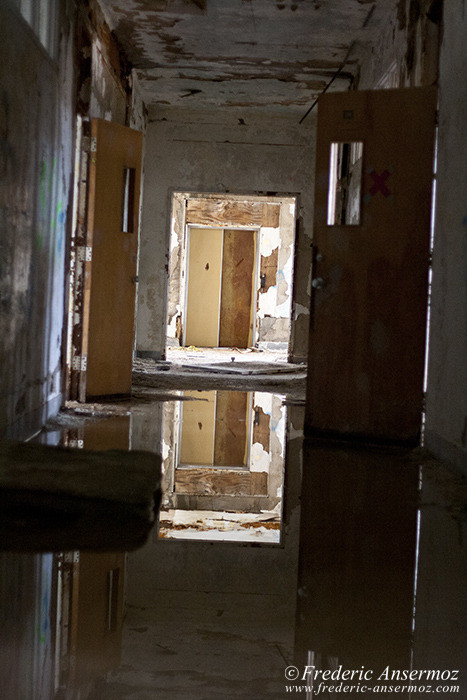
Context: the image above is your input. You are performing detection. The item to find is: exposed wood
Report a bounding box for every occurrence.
[252,406,271,452]
[250,471,268,496]
[185,227,223,347]
[0,440,160,551]
[260,247,278,292]
[179,390,216,465]
[84,119,143,399]
[219,229,255,348]
[175,468,267,496]
[214,391,248,466]
[306,87,437,443]
[187,199,263,226]
[262,203,280,227]
[186,198,279,228]
[295,440,418,670]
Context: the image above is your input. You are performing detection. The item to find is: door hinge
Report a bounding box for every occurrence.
[64,551,80,564]
[82,135,97,153]
[72,355,87,371]
[77,246,92,262]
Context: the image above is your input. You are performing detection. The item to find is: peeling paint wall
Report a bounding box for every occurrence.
[137,107,315,361]
[0,3,75,439]
[257,201,295,348]
[358,0,441,90]
[0,1,146,438]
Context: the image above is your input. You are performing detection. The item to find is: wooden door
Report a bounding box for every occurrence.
[219,229,256,348]
[185,228,223,347]
[179,391,248,467]
[69,552,125,693]
[306,87,437,443]
[184,228,256,348]
[82,119,142,400]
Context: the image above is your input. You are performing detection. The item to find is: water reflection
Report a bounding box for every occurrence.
[2,392,464,698]
[159,390,286,543]
[0,389,292,697]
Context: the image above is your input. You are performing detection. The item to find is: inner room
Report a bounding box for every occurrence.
[165,192,297,359]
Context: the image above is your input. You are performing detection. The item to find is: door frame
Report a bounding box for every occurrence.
[166,192,298,357]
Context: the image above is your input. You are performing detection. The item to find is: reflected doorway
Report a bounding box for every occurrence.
[159,390,287,543]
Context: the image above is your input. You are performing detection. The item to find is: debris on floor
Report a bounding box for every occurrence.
[159,509,281,543]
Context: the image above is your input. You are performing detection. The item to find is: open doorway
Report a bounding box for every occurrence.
[166,193,297,359]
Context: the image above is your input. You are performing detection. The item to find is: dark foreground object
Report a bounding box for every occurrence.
[0,441,161,551]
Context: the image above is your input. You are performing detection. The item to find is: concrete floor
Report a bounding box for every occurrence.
[92,589,294,699]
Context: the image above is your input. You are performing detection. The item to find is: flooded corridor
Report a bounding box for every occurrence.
[1,353,464,698]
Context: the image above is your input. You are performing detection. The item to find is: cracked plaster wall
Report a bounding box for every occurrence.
[137,107,316,361]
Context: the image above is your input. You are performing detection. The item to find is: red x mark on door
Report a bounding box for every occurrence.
[369,169,392,197]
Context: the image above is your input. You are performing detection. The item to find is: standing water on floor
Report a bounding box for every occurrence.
[8,388,298,698]
[46,389,288,544]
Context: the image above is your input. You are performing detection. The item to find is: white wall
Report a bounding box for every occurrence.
[425,0,467,471]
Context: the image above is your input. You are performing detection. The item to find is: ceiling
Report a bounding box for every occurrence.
[99,0,395,114]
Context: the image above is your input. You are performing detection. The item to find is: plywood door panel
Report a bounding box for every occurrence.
[84,119,142,399]
[186,199,280,227]
[179,391,216,465]
[175,468,267,496]
[306,87,437,442]
[219,229,256,348]
[214,391,248,466]
[185,228,223,347]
